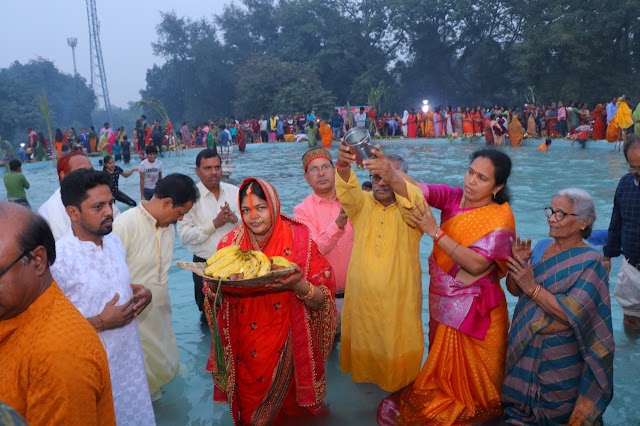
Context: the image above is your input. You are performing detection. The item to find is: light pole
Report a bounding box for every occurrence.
[67,37,78,76]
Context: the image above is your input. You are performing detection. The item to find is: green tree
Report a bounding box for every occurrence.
[233,55,335,117]
[0,59,95,144]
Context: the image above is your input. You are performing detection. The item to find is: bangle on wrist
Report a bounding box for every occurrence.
[296,281,315,302]
[431,227,440,241]
[435,230,446,243]
[531,284,542,301]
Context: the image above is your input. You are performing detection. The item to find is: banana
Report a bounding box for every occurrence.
[207,252,241,275]
[270,256,292,268]
[208,257,244,279]
[206,245,241,266]
[243,252,260,279]
[252,250,271,277]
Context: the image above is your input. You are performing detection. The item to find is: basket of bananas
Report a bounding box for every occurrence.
[177,245,296,290]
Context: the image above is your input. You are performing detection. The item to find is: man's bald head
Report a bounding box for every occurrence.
[56,152,93,183]
[0,203,56,320]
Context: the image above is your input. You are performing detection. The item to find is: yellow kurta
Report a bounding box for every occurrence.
[113,203,178,399]
[337,169,424,392]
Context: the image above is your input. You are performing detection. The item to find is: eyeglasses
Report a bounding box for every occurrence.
[0,249,33,279]
[370,174,382,183]
[306,164,333,175]
[544,207,577,221]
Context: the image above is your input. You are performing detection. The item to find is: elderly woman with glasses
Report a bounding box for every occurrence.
[503,188,614,425]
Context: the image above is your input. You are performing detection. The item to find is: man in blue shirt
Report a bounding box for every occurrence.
[604,135,640,331]
[330,110,344,140]
[606,97,618,124]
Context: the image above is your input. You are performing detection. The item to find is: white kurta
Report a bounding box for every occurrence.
[51,231,155,425]
[112,203,178,399]
[176,181,240,258]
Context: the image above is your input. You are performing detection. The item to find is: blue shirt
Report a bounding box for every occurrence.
[331,114,344,128]
[218,129,231,146]
[606,102,618,124]
[604,173,640,264]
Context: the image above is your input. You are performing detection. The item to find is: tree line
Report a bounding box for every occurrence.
[143,0,640,124]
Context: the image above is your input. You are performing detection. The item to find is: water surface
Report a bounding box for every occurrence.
[3,139,638,425]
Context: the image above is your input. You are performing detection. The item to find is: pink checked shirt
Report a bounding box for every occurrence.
[294,192,354,293]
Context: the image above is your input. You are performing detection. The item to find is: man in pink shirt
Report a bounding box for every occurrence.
[294,148,354,331]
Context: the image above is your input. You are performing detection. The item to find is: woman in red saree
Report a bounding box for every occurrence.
[378,149,515,426]
[236,127,247,152]
[206,178,337,426]
[592,104,606,140]
[407,109,418,138]
[472,106,483,134]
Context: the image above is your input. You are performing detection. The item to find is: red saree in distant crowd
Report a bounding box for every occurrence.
[472,111,483,134]
[206,178,337,426]
[379,185,515,426]
[408,113,418,138]
[592,104,607,140]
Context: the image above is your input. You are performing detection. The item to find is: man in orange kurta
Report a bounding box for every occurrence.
[0,202,116,426]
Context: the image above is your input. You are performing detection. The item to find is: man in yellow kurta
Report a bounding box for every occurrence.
[335,145,424,392]
[113,173,199,400]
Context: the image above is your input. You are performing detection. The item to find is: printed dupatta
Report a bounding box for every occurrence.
[205,178,337,425]
[429,203,515,339]
[506,247,614,424]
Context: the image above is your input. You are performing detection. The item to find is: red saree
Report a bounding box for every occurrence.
[471,111,483,134]
[592,104,606,140]
[205,178,337,426]
[462,113,474,135]
[408,113,418,138]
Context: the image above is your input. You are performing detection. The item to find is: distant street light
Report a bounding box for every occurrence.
[422,99,429,113]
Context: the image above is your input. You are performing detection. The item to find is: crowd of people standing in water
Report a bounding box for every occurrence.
[14,95,640,168]
[4,122,640,425]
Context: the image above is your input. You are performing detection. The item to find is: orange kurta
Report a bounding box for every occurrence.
[0,283,115,426]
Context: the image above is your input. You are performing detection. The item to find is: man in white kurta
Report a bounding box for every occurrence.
[113,202,180,400]
[50,168,154,425]
[51,230,155,425]
[177,150,240,316]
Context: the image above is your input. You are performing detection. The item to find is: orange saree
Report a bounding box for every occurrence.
[379,188,514,426]
[424,112,435,137]
[205,178,337,426]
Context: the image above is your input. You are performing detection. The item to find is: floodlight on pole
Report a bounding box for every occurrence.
[67,37,78,76]
[422,99,429,113]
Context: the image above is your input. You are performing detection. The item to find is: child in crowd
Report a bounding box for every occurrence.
[538,138,552,152]
[361,181,373,192]
[570,120,591,148]
[113,139,122,162]
[139,146,162,201]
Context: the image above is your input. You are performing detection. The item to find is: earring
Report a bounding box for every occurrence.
[493,192,497,199]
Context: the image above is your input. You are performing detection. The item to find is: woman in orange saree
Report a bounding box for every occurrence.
[378,149,516,426]
[205,178,337,426]
[424,111,435,137]
[508,114,524,147]
[462,107,474,135]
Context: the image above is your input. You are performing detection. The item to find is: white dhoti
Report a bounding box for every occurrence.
[614,257,640,318]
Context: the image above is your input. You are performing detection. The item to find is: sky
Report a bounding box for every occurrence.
[2,0,228,108]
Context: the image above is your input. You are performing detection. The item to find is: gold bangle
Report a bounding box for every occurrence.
[296,282,315,302]
[531,284,542,301]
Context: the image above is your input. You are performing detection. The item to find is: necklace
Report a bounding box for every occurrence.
[542,239,584,259]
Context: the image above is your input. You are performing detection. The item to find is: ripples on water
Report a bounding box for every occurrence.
[3,140,639,425]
